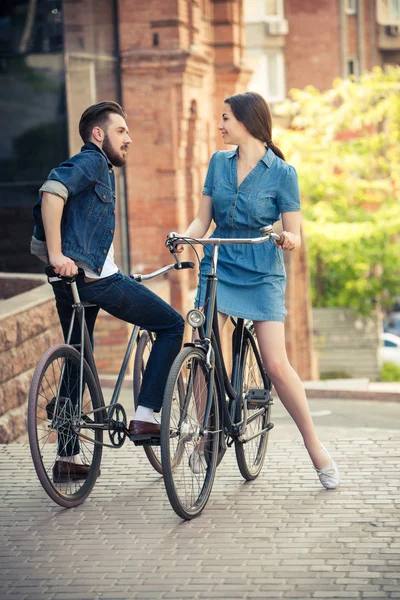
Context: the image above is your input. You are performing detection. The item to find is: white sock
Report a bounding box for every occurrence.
[58,455,84,464]
[134,405,158,424]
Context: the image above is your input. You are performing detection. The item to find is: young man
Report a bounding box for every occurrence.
[31,101,184,480]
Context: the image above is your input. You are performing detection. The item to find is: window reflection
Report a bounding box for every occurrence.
[0,0,67,273]
[0,0,128,274]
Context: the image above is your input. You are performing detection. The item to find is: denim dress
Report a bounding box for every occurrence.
[195,147,301,322]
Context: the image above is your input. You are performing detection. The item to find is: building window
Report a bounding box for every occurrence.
[262,0,284,20]
[377,0,400,24]
[389,0,400,20]
[248,50,285,104]
[347,57,360,76]
[346,0,357,15]
[245,0,284,22]
[0,0,68,273]
[266,51,285,102]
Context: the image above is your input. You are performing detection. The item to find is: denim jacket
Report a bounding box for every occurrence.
[32,142,116,275]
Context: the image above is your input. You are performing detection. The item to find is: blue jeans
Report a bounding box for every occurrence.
[52,270,184,418]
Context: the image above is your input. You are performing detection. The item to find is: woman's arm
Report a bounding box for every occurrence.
[175,195,213,252]
[279,211,302,252]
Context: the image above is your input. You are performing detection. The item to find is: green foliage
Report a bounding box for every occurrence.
[320,370,352,380]
[380,362,400,382]
[275,67,400,315]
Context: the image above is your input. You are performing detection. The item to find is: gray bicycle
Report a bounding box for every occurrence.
[28,260,193,508]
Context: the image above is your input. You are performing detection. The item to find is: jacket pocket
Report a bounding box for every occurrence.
[94,183,113,203]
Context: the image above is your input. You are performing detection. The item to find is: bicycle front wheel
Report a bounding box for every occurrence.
[235,326,272,480]
[161,347,220,520]
[28,344,104,507]
[133,330,163,474]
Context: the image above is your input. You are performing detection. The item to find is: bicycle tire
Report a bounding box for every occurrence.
[133,330,163,474]
[161,346,220,520]
[235,326,272,480]
[28,344,104,507]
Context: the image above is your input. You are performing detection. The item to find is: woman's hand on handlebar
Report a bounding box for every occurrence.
[49,253,78,277]
[275,231,300,252]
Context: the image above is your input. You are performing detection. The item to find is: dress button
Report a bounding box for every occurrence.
[109,169,113,174]
[97,268,101,273]
[103,194,107,199]
[110,229,114,234]
[103,249,107,254]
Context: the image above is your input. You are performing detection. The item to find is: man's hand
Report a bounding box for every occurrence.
[50,253,78,277]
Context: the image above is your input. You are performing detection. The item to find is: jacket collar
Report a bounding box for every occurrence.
[81,141,113,169]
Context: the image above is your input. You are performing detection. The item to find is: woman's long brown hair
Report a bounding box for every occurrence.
[224,92,285,161]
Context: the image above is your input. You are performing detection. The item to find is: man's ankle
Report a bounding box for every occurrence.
[134,405,158,424]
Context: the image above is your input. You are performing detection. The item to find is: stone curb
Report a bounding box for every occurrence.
[305,388,400,402]
[98,374,400,402]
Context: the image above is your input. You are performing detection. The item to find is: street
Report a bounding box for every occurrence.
[1,393,400,599]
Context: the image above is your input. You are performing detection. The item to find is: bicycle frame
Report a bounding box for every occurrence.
[166,226,279,443]
[48,259,194,425]
[63,281,141,418]
[193,248,270,442]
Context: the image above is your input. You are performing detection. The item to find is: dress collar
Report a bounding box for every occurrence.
[226,146,275,168]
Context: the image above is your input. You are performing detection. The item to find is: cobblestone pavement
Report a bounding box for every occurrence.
[1,425,400,600]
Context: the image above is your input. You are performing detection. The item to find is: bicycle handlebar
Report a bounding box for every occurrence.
[45,262,194,284]
[131,261,195,282]
[165,225,284,258]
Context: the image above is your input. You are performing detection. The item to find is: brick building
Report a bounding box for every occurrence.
[0,0,316,382]
[245,0,400,102]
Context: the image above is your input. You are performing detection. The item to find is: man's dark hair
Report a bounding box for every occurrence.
[79,101,127,143]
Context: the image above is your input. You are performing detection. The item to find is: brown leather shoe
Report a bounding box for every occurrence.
[53,460,91,483]
[128,420,161,437]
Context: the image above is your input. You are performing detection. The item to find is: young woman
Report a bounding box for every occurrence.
[177,92,340,489]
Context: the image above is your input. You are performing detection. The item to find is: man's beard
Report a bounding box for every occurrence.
[102,133,127,167]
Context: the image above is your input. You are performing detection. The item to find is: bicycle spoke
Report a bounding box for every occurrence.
[28,345,103,507]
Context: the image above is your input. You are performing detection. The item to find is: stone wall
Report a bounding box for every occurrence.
[312,307,381,380]
[0,275,61,443]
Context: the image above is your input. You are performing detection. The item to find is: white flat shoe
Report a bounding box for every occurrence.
[188,450,207,474]
[315,444,340,489]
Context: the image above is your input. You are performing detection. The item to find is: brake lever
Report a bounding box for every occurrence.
[165,232,182,268]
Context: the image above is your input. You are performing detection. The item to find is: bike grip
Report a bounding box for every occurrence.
[174,261,195,270]
[45,265,84,279]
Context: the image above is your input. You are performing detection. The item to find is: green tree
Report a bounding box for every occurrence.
[276,67,400,315]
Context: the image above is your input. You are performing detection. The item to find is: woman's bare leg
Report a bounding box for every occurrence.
[254,320,331,470]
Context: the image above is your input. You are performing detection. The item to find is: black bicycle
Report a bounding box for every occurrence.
[28,260,193,508]
[161,225,282,519]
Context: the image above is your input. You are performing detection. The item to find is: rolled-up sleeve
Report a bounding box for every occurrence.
[39,180,68,204]
[202,151,219,197]
[277,165,301,213]
[30,236,47,257]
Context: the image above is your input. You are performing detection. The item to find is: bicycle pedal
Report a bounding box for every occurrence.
[246,389,271,408]
[132,437,161,447]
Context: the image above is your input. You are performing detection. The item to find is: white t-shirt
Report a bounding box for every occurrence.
[76,243,118,279]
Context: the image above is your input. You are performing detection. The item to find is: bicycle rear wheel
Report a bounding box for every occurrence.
[133,330,163,474]
[235,326,272,480]
[161,347,220,520]
[28,344,104,507]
